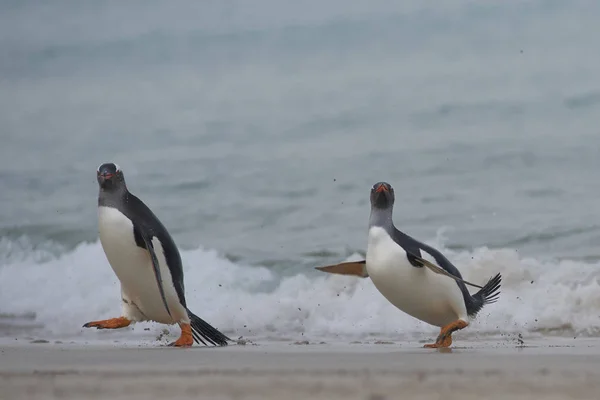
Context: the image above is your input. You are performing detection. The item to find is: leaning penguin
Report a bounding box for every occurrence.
[315,181,501,348]
[83,162,231,347]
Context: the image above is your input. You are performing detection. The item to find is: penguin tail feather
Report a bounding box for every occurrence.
[466,273,502,318]
[186,309,231,346]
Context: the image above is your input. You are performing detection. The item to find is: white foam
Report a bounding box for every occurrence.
[1,235,600,343]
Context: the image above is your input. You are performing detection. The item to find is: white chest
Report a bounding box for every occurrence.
[365,226,465,327]
[366,227,407,271]
[98,206,146,269]
[97,206,185,324]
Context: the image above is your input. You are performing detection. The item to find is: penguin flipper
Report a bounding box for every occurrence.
[315,260,369,278]
[390,227,486,290]
[136,228,173,318]
[411,253,485,290]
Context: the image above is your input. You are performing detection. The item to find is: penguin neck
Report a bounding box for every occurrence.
[98,184,129,208]
[369,206,394,232]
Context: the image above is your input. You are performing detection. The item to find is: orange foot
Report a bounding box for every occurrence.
[424,320,469,348]
[168,323,193,348]
[83,316,131,330]
[424,334,453,348]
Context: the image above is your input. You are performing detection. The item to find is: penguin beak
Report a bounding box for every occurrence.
[97,172,114,185]
[99,172,114,179]
[375,184,388,193]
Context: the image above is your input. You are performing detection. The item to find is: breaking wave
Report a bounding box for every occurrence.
[1,234,600,344]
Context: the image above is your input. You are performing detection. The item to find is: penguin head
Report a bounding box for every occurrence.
[370,181,395,209]
[97,162,125,190]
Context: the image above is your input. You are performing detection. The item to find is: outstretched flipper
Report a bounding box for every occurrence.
[137,229,172,318]
[315,260,369,277]
[389,228,487,290]
[403,233,502,318]
[314,257,485,290]
[410,253,485,290]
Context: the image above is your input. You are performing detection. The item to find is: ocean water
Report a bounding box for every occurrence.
[1,1,600,344]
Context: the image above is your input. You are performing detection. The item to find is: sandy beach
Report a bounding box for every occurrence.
[1,337,599,400]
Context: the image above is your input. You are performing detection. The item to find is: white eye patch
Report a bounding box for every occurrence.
[96,162,122,172]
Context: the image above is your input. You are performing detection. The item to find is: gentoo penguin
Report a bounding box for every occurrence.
[83,162,231,347]
[315,181,501,348]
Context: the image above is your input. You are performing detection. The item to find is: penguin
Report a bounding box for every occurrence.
[315,181,501,348]
[83,162,231,347]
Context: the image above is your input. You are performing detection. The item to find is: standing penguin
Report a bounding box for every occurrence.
[315,181,501,348]
[83,162,231,347]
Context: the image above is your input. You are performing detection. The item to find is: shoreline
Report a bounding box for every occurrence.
[2,338,600,399]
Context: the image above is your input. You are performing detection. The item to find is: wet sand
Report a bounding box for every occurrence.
[1,338,599,400]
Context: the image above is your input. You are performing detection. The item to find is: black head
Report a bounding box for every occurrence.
[370,181,395,209]
[97,162,125,191]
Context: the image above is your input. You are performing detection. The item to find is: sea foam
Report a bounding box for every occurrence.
[1,234,600,344]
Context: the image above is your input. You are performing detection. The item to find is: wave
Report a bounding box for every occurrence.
[1,235,600,344]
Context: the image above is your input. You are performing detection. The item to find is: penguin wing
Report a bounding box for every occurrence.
[134,226,173,318]
[315,260,369,277]
[388,228,426,268]
[417,242,484,290]
[392,228,484,290]
[416,252,484,289]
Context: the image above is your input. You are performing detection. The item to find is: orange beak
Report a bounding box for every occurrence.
[375,184,388,193]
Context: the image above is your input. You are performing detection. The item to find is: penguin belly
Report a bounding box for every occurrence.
[98,206,188,325]
[366,227,467,327]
